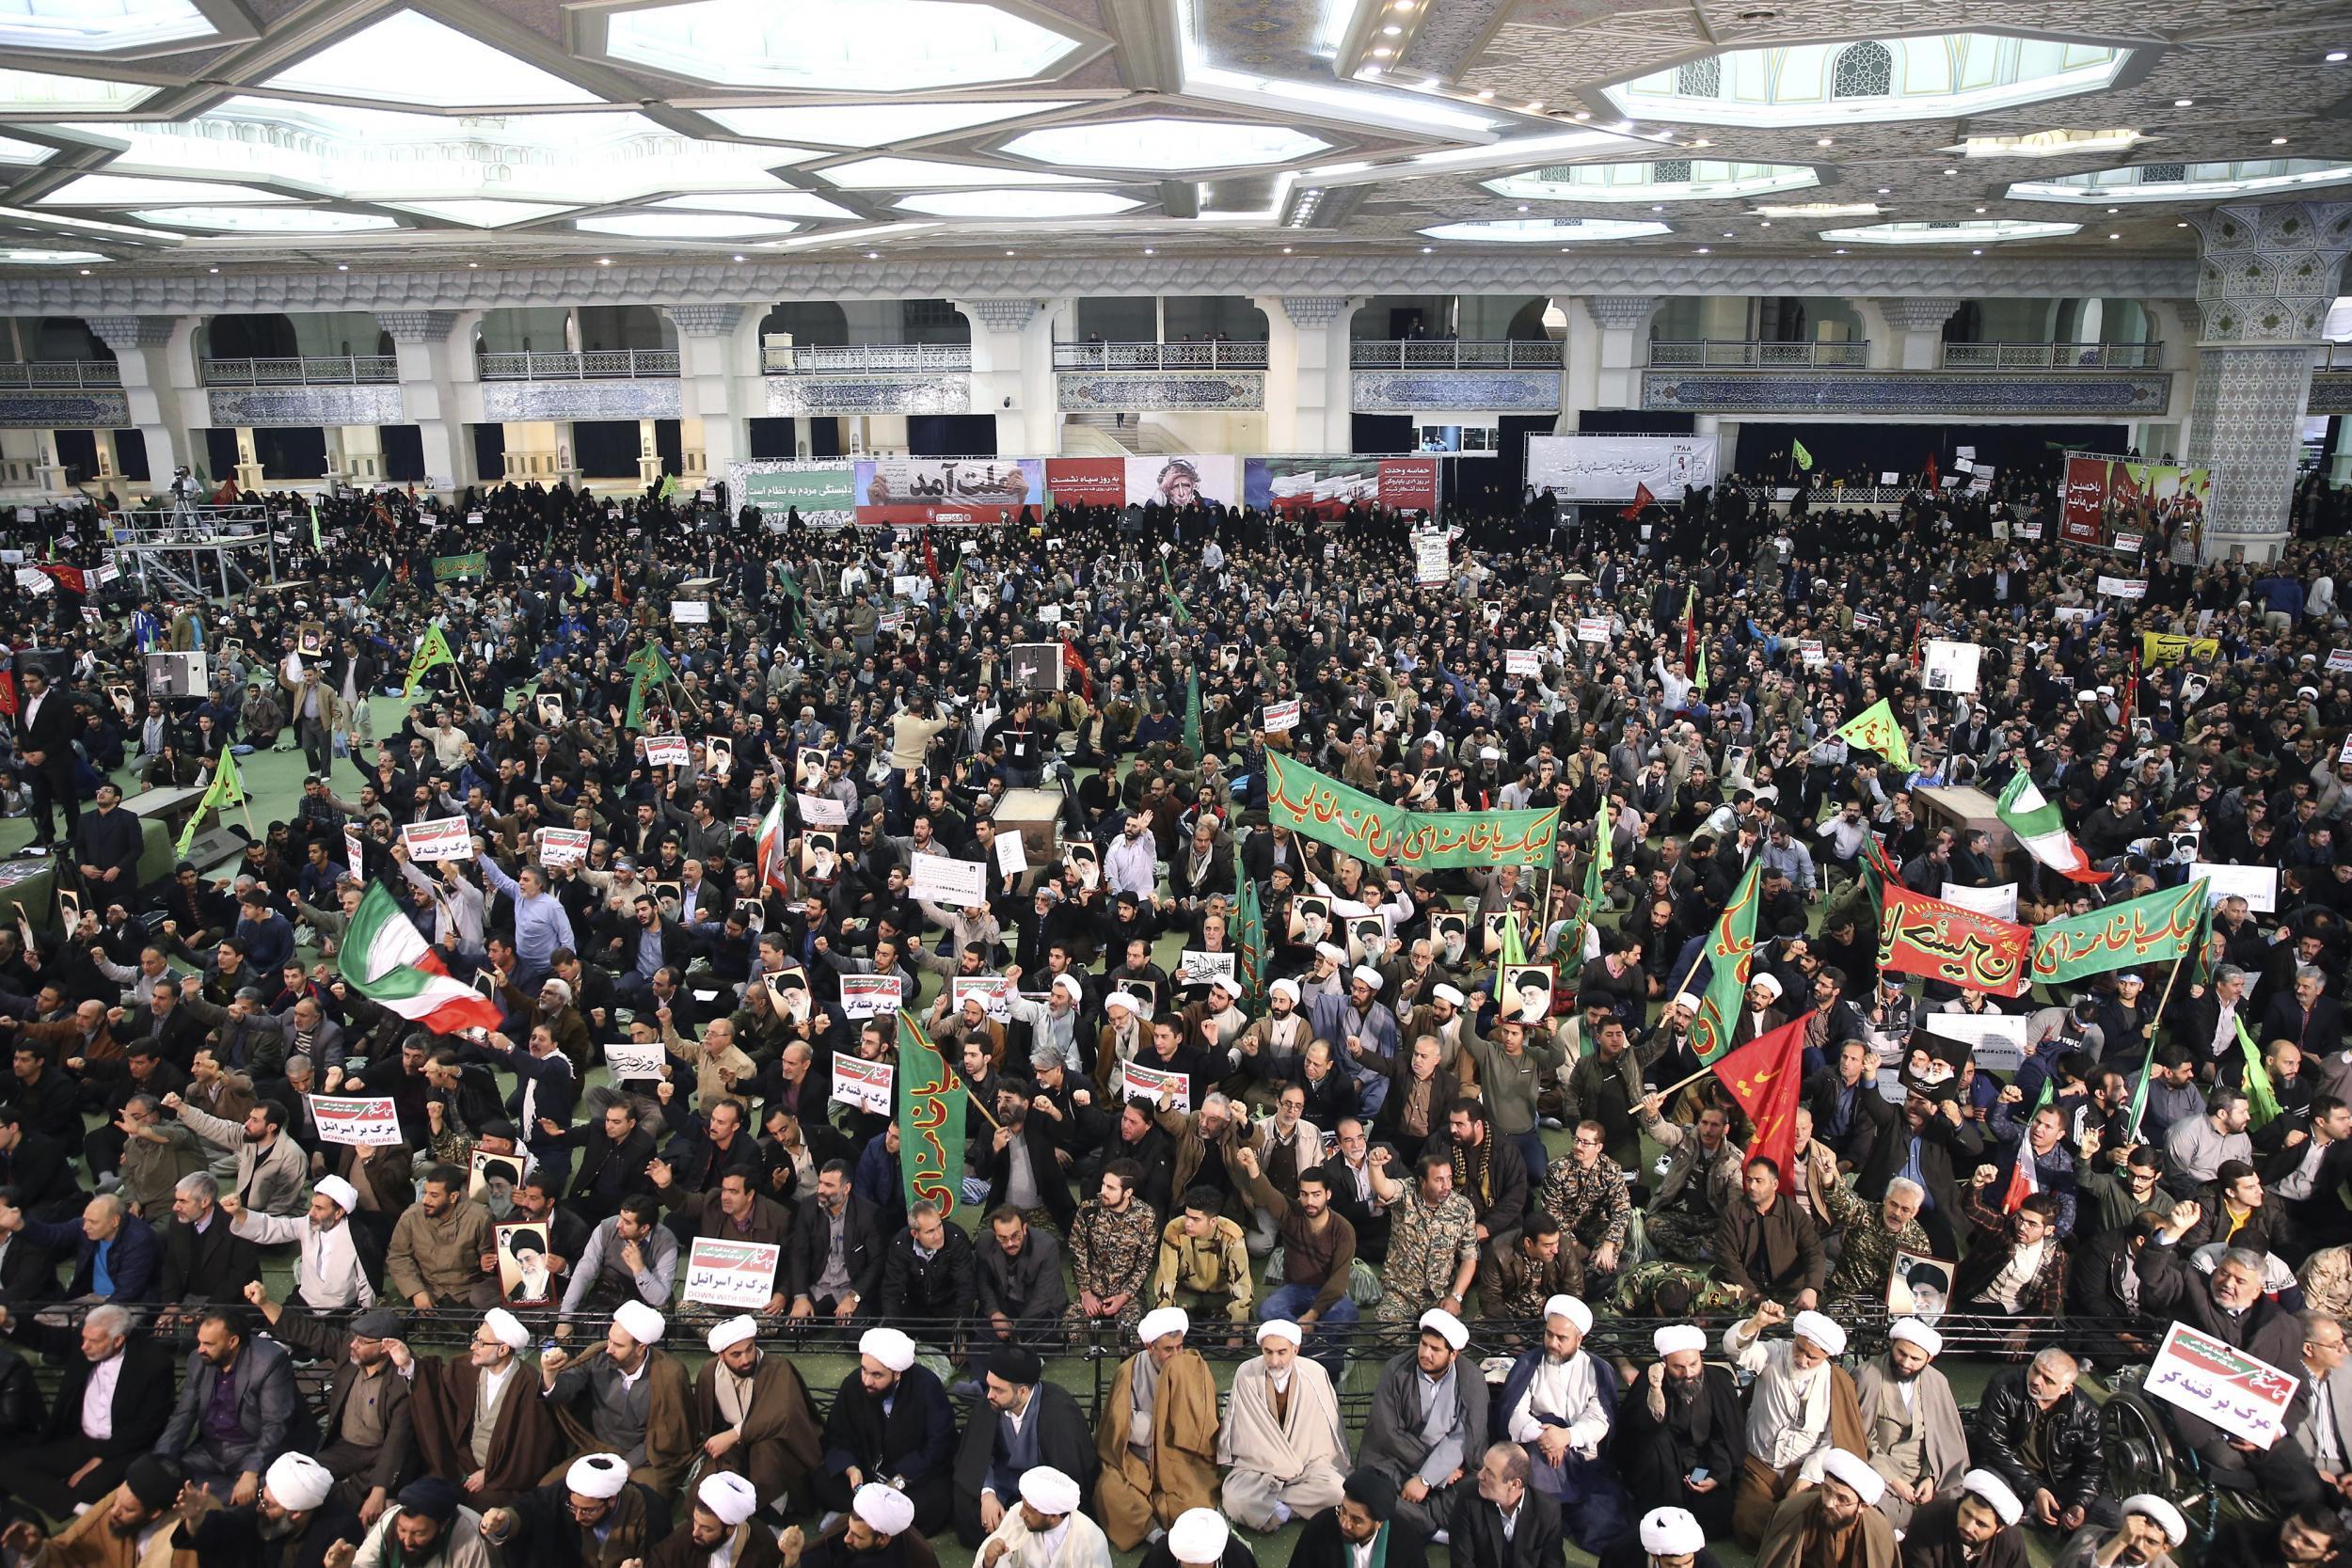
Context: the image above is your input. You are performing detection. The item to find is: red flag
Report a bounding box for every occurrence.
[1620,483,1655,522]
[1923,452,1938,490]
[1712,1010,1810,1193]
[34,562,84,595]
[923,533,939,581]
[2119,648,2139,732]
[1059,640,1093,701]
[0,650,20,721]
[2001,1081,2055,1212]
[210,476,238,504]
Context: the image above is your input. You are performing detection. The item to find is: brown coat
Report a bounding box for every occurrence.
[549,1345,699,1495]
[691,1352,823,1506]
[406,1351,564,1507]
[37,1482,200,1568]
[1093,1346,1220,1551]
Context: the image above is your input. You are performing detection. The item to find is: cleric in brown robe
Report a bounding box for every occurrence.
[1755,1451,1899,1568]
[394,1307,562,1508]
[692,1316,823,1512]
[647,1473,784,1568]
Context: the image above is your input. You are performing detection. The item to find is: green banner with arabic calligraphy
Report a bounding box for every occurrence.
[2029,878,2207,985]
[895,1010,967,1223]
[1879,882,2030,997]
[1263,752,1558,869]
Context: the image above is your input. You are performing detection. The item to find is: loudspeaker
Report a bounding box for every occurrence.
[180,825,246,870]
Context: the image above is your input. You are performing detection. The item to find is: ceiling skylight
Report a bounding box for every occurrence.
[1818,219,2080,243]
[0,66,155,113]
[1419,217,1670,242]
[0,247,101,262]
[703,102,1076,148]
[652,192,858,220]
[2007,158,2352,203]
[599,0,1085,93]
[259,9,602,110]
[1608,34,2129,128]
[820,156,1099,190]
[576,213,799,238]
[1485,159,1817,203]
[895,189,1141,217]
[44,174,292,204]
[131,206,398,231]
[389,199,577,228]
[1000,118,1328,171]
[0,0,216,53]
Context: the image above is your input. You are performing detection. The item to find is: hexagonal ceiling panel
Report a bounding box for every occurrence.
[588,0,1093,93]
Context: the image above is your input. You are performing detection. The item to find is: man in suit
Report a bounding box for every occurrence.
[156,1171,261,1313]
[156,1307,303,1501]
[15,665,81,849]
[551,1101,656,1227]
[785,1161,883,1322]
[2264,966,2346,1062]
[1453,1442,1566,1568]
[0,1301,174,1519]
[2293,1309,2352,1497]
[1805,1039,1895,1174]
[8,1191,159,1303]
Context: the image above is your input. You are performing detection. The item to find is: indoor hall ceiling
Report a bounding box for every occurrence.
[0,0,2331,279]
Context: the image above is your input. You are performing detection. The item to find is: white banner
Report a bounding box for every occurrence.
[1523,435,1718,501]
[1939,881,2018,922]
[681,1238,782,1310]
[344,825,364,882]
[993,832,1027,877]
[838,974,900,1018]
[2096,576,2148,599]
[644,736,691,767]
[1414,533,1448,586]
[536,827,590,867]
[1262,698,1300,734]
[2328,649,2352,673]
[399,817,473,863]
[1922,1012,2027,1074]
[1504,648,1540,676]
[831,1055,895,1114]
[2146,1321,2297,1449]
[604,1041,666,1080]
[1575,617,1611,644]
[1923,640,1982,695]
[310,1095,403,1147]
[1120,1059,1191,1112]
[671,600,710,625]
[909,855,988,909]
[950,974,1014,1022]
[2191,862,2278,914]
[796,793,848,828]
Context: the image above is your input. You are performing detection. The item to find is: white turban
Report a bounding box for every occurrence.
[859,1326,916,1371]
[1054,973,1087,1002]
[707,1315,758,1354]
[1673,991,1703,1011]
[566,1454,628,1499]
[1960,1469,2024,1527]
[2123,1496,2188,1546]
[1544,1295,1593,1336]
[1418,1307,1468,1351]
[313,1176,358,1213]
[1432,984,1466,1006]
[697,1471,757,1527]
[483,1308,529,1353]
[1888,1317,1943,1358]
[263,1453,334,1513]
[1314,942,1346,963]
[1790,1309,1846,1356]
[612,1300,664,1347]
[1208,974,1239,996]
[1269,978,1300,1005]
[1351,964,1384,991]
[1641,1507,1705,1556]
[1750,972,1783,1000]
[1019,1466,1083,1516]
[1654,1324,1707,1357]
[1256,1320,1303,1346]
[852,1482,916,1537]
[1820,1449,1886,1508]
[1137,1307,1189,1344]
[1167,1508,1232,1563]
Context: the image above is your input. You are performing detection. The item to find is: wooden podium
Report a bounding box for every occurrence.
[993,787,1064,864]
[1913,785,2018,882]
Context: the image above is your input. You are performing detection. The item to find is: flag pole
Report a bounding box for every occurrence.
[900,1008,1003,1133]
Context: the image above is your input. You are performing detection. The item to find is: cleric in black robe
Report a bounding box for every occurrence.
[1294,1468,1430,1568]
[1900,1474,2032,1568]
[174,1451,361,1568]
[814,1327,956,1537]
[1611,1324,1747,1539]
[950,1343,1096,1546]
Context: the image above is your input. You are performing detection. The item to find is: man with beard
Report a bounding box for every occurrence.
[1066,1160,1158,1340]
[1724,1305,1867,1546]
[1438,1101,1527,1254]
[1597,1505,1723,1568]
[1492,1294,1628,1551]
[1217,1320,1347,1532]
[1847,1318,1967,1528]
[222,1177,373,1310]
[1900,1471,2029,1568]
[0,1301,175,1521]
[174,1451,359,1568]
[1613,1324,1747,1537]
[323,1476,486,1568]
[1094,1307,1219,1551]
[1359,1308,1487,1542]
[813,1328,954,1538]
[952,1346,1096,1547]
[974,1466,1111,1568]
[384,1165,498,1310]
[2202,1508,2352,1568]
[1754,1449,1898,1568]
[644,1473,780,1568]
[778,1482,939,1568]
[784,1161,882,1324]
[1137,1508,1255,1568]
[2053,1496,2185,1568]
[692,1316,821,1517]
[539,1301,697,1497]
[240,1290,412,1524]
[1293,1467,1430,1568]
[394,1308,562,1509]
[154,1308,299,1503]
[479,1453,671,1568]
[0,1455,195,1568]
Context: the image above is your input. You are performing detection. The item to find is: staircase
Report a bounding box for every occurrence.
[1061,412,1185,455]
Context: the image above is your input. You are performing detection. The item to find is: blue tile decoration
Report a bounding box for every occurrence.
[0,391,129,427]
[763,376,971,416]
[206,385,405,428]
[1353,370,1560,411]
[2310,372,2352,416]
[1641,371,2172,414]
[1057,372,1263,411]
[480,379,682,420]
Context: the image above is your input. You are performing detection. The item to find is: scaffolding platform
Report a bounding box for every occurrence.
[110,502,281,602]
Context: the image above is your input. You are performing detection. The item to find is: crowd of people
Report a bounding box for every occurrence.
[0,451,2338,1568]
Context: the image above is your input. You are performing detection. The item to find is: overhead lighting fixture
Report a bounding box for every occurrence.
[1419,216,1670,242]
[1605,32,2133,128]
[1001,119,1328,171]
[598,0,1086,92]
[2329,50,2348,61]
[261,9,600,109]
[133,206,395,232]
[2174,98,2193,106]
[704,101,1075,147]
[1949,128,2143,159]
[577,213,799,238]
[2010,157,2352,204]
[894,189,1139,217]
[43,175,295,206]
[1819,218,2080,244]
[0,249,103,264]
[1752,201,1878,217]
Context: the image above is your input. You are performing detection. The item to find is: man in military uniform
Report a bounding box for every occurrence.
[1366,1148,1479,1324]
[1810,1148,1933,1312]
[1065,1159,1159,1341]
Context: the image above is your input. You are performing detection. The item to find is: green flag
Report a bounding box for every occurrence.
[1163,561,1193,626]
[1235,878,1264,1006]
[2028,878,2207,986]
[175,748,246,859]
[1694,638,1708,692]
[1687,861,1764,1065]
[658,472,678,501]
[307,500,321,551]
[402,624,455,699]
[896,1010,969,1224]
[2234,1017,2283,1130]
[1183,670,1201,757]
[945,558,962,611]
[624,645,676,729]
[1834,698,1913,771]
[1792,439,1814,471]
[1499,905,1528,967]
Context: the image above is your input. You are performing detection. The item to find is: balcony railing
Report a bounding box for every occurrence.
[1647,339,1868,369]
[761,343,972,373]
[0,359,119,388]
[2318,341,2352,369]
[1349,339,1564,369]
[476,349,678,380]
[200,356,398,387]
[1052,341,1269,371]
[1939,341,2164,371]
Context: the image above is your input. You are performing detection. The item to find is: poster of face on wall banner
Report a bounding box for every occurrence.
[852,458,1042,525]
[1042,456,1240,511]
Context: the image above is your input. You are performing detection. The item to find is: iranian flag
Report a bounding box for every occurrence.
[339,883,502,1035]
[1996,771,2111,883]
[755,796,792,896]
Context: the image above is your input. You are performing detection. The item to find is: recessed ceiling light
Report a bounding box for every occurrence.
[1695,245,1710,253]
[596,256,611,264]
[1976,206,1987,213]
[866,249,879,258]
[207,265,218,272]
[2176,220,2189,227]
[1723,230,1734,237]
[1517,203,1529,212]
[1652,203,1663,211]
[467,261,478,267]
[1692,138,1710,147]
[1835,247,1847,254]
[2274,136,2291,145]
[1372,46,1391,55]
[1816,136,1834,147]
[2329,50,2348,61]
[1281,245,1292,252]
[1942,167,1957,175]
[1877,186,1891,194]
[1143,246,1154,254]
[733,252,745,261]
[1475,88,1493,99]
[1759,219,1772,226]
[78,268,87,274]
[2175,98,2193,107]
[2108,231,2121,239]
[1972,247,1982,254]
[1421,245,1433,251]
[1571,110,1589,121]
[1381,24,1401,34]
[336,262,348,270]
[2106,206,2119,213]
[1525,102,1544,112]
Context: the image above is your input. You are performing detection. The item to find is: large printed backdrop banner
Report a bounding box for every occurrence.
[852,457,1043,524]
[1523,434,1717,501]
[1042,456,1241,510]
[1243,456,1439,516]
[2059,455,2211,546]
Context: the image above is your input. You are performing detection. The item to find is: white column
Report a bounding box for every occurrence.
[1875,298,1963,371]
[1583,296,1659,410]
[663,303,762,482]
[377,309,482,494]
[1254,295,1358,454]
[1555,295,1597,432]
[231,426,263,493]
[85,313,199,482]
[957,298,1061,454]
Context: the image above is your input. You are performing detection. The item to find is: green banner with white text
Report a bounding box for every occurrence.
[1263,752,1558,869]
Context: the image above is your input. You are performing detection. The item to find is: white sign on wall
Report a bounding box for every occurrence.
[1523,435,1718,502]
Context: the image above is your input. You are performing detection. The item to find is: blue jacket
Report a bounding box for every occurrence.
[24,1210,160,1302]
